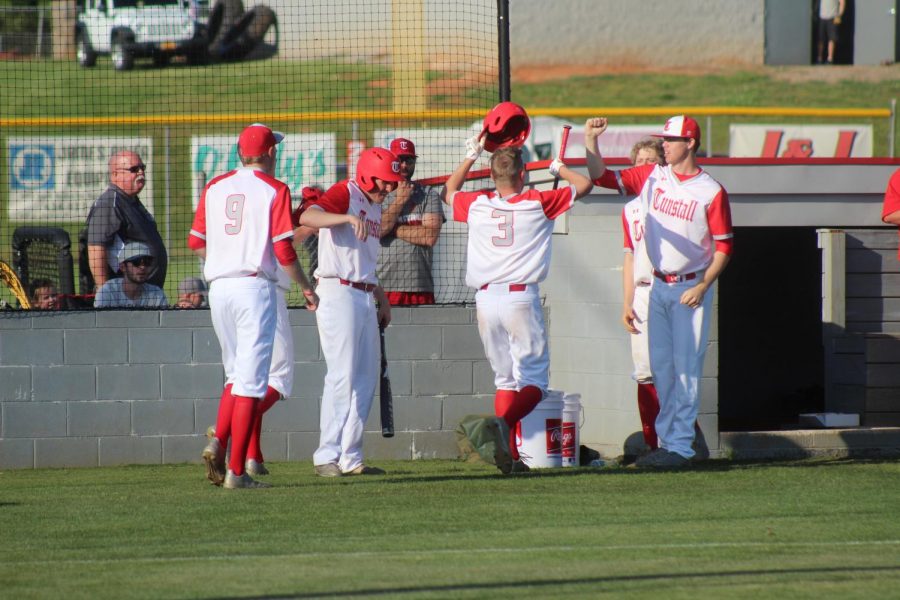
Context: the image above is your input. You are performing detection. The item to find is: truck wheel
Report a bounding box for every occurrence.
[213,5,275,62]
[111,39,134,71]
[207,0,244,55]
[77,31,97,67]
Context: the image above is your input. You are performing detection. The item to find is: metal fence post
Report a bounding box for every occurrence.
[890,98,896,158]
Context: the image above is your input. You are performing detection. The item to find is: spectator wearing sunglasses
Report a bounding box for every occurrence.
[85,150,168,291]
[94,242,168,308]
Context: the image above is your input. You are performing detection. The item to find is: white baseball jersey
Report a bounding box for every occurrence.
[309,180,382,284]
[190,167,295,282]
[622,198,653,285]
[606,164,732,275]
[451,185,575,289]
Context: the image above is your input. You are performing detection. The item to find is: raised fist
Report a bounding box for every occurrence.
[584,117,609,139]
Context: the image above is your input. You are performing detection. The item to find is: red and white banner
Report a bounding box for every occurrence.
[729,124,873,158]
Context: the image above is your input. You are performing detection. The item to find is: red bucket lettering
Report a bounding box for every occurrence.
[562,421,576,457]
[546,419,562,455]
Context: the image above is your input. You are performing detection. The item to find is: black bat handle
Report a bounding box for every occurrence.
[379,326,395,437]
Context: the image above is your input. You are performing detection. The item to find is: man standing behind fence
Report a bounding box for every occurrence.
[85,150,168,290]
[376,138,445,305]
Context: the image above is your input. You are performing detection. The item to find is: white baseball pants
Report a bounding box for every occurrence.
[648,278,714,459]
[630,283,653,383]
[475,283,549,392]
[267,287,294,398]
[209,276,277,399]
[313,277,379,472]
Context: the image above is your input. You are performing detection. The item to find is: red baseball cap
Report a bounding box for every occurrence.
[238,123,284,157]
[653,115,701,146]
[389,138,417,158]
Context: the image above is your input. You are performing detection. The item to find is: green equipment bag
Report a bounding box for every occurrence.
[455,414,512,470]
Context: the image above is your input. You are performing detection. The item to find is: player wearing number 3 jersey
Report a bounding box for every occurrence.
[189,123,318,489]
[442,138,592,472]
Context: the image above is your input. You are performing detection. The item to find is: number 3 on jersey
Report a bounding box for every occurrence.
[491,208,513,247]
[225,194,245,234]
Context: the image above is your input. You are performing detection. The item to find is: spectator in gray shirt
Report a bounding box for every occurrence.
[85,150,168,290]
[376,138,445,305]
[94,242,168,308]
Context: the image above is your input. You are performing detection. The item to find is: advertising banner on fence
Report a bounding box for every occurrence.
[7,137,154,222]
[729,124,873,158]
[191,133,336,208]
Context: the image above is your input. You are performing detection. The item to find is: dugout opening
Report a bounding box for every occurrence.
[718,226,825,431]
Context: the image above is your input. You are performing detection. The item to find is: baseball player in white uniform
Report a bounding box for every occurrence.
[442,136,593,473]
[298,147,401,477]
[191,123,318,489]
[587,115,733,468]
[621,139,665,453]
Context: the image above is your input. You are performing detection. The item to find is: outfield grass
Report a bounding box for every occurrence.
[2,458,900,598]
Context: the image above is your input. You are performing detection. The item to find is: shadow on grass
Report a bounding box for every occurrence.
[218,564,900,599]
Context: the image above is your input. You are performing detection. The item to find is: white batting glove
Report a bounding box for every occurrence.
[465,135,484,161]
[549,158,565,177]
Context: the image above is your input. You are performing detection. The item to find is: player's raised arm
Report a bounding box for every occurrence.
[549,158,593,199]
[441,133,485,204]
[584,117,609,181]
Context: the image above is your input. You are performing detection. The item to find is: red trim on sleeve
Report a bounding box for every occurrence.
[715,238,734,256]
[452,190,488,223]
[539,187,574,220]
[619,164,654,195]
[312,181,351,214]
[592,169,621,191]
[883,169,900,221]
[706,188,734,240]
[274,238,298,265]
[189,189,208,247]
[188,235,206,251]
[621,207,634,251]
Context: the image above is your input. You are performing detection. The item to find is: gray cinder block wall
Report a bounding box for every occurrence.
[0,307,498,469]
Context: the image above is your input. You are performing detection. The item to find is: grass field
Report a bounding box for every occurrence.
[3,458,900,598]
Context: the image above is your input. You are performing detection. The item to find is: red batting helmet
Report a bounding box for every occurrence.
[482,101,531,152]
[356,147,404,193]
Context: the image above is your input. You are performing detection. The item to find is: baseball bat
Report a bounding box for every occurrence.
[0,260,31,309]
[379,325,395,438]
[552,125,572,190]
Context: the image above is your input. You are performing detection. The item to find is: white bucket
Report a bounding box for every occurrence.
[561,393,582,467]
[516,391,564,469]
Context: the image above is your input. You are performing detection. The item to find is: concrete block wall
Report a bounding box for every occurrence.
[0,307,495,469]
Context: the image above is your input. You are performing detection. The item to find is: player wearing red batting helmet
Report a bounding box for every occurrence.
[298,148,401,477]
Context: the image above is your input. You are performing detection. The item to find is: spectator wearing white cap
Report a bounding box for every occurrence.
[176,277,208,308]
[94,241,168,308]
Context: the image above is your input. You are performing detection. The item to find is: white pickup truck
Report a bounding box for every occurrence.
[76,0,208,70]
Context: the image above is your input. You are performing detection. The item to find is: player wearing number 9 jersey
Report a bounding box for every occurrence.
[442,139,592,472]
[189,123,318,489]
